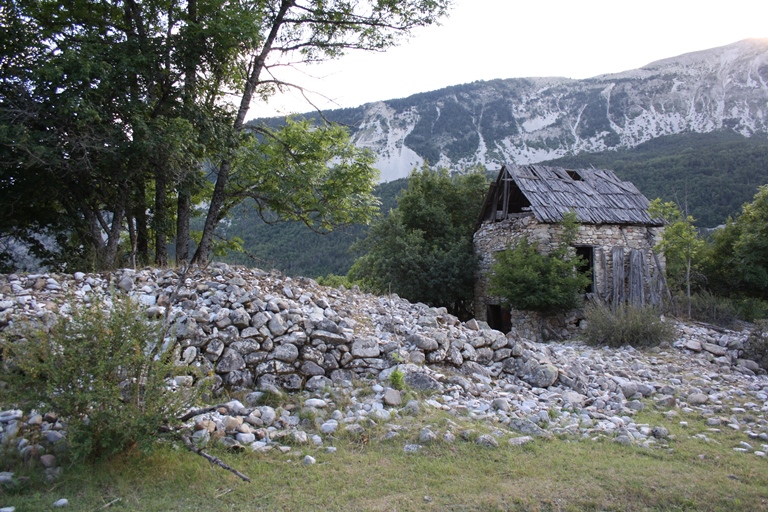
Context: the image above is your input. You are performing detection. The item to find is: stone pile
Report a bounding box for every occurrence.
[1,264,767,493]
[0,264,592,395]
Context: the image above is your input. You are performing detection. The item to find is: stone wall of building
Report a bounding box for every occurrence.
[473,214,665,334]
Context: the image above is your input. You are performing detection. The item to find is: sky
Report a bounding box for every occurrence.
[248,0,768,119]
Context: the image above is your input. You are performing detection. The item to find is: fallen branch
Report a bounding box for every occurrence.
[178,404,230,422]
[181,432,251,483]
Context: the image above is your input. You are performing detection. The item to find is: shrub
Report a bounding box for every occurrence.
[488,213,591,314]
[676,292,767,326]
[316,274,356,289]
[683,291,739,328]
[583,302,676,348]
[741,320,768,370]
[0,296,203,462]
[733,297,768,323]
[389,368,405,390]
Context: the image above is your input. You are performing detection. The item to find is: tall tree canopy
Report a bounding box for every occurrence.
[349,166,488,318]
[702,185,768,299]
[0,0,451,271]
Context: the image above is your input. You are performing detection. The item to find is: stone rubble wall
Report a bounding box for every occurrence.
[0,264,572,394]
[473,215,664,328]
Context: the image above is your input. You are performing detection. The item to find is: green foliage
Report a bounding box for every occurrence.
[389,368,405,391]
[649,199,704,290]
[649,198,704,317]
[582,303,676,348]
[254,389,288,409]
[349,166,488,317]
[1,0,451,270]
[701,185,768,299]
[682,291,740,328]
[487,212,591,313]
[741,320,768,370]
[316,274,358,289]
[230,118,380,233]
[0,297,203,462]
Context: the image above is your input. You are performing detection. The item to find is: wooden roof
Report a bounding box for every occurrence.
[477,164,661,227]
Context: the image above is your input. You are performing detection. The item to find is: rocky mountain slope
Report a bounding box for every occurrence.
[287,39,768,181]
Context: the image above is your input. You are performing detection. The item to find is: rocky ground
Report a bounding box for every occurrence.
[1,264,767,506]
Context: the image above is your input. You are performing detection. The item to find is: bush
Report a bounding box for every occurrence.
[389,368,405,390]
[675,292,767,326]
[583,302,676,348]
[488,212,591,313]
[741,320,768,370]
[733,297,768,323]
[0,296,203,462]
[682,291,739,328]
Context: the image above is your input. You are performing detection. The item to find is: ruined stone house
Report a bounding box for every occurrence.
[474,164,665,335]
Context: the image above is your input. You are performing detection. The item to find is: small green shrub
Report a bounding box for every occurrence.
[583,302,675,348]
[741,320,768,370]
[0,296,203,462]
[678,292,767,326]
[389,368,405,390]
[316,274,356,289]
[487,212,591,313]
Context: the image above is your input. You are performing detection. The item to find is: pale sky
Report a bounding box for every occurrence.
[249,0,768,119]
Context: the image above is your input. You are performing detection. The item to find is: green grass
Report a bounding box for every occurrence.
[3,406,768,511]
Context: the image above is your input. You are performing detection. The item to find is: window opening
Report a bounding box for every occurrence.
[566,170,583,181]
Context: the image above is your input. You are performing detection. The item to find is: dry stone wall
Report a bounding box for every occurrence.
[0,264,569,394]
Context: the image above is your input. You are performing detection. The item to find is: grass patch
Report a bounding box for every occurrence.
[3,407,768,511]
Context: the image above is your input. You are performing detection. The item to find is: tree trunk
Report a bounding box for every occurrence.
[191,0,294,265]
[154,168,168,266]
[176,181,190,266]
[135,179,150,265]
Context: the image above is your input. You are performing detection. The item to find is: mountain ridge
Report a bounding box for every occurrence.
[255,38,768,182]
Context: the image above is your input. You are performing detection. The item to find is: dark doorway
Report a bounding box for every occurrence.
[487,304,512,333]
[574,246,594,293]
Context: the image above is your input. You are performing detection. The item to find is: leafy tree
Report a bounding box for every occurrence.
[0,0,242,269]
[487,212,591,313]
[702,185,768,299]
[648,199,704,318]
[0,0,450,271]
[190,0,452,265]
[228,118,379,232]
[349,166,488,318]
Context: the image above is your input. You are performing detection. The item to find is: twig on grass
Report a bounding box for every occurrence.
[93,497,122,510]
[181,432,251,483]
[214,488,233,498]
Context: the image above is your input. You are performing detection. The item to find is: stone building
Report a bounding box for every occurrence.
[474,164,665,335]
